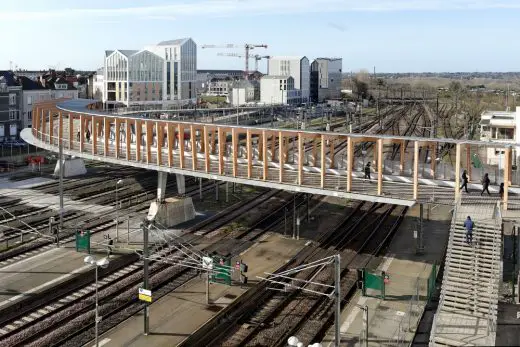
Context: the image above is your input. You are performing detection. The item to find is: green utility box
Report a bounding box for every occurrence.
[75,230,91,253]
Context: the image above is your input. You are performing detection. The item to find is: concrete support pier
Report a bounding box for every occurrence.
[53,157,87,177]
[176,173,186,195]
[148,171,195,227]
[157,171,168,202]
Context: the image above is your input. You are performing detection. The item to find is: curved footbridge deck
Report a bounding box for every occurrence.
[23,99,520,209]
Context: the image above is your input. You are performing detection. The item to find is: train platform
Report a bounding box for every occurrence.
[95,233,307,347]
[320,203,453,346]
[0,212,140,312]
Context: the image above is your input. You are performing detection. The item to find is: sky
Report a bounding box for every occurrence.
[2,0,520,73]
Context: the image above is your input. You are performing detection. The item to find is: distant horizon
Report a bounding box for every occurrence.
[7,68,520,76]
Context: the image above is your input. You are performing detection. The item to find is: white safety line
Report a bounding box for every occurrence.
[0,264,91,308]
[325,296,368,347]
[91,338,111,347]
[380,256,394,272]
[0,247,60,270]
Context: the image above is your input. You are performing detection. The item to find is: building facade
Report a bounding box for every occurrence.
[479,110,517,167]
[0,72,23,141]
[268,56,310,103]
[310,58,342,102]
[103,38,197,107]
[260,75,300,105]
[90,68,104,100]
[207,79,234,96]
[230,80,258,106]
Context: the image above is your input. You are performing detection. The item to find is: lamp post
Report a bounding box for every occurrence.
[115,179,124,242]
[84,256,110,347]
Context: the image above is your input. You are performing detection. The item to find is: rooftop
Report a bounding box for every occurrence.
[262,75,292,80]
[157,38,190,46]
[269,56,307,61]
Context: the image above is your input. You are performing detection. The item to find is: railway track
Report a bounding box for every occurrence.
[188,202,408,347]
[0,187,311,346]
[0,175,200,266]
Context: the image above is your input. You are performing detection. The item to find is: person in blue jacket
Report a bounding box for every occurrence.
[463,216,474,244]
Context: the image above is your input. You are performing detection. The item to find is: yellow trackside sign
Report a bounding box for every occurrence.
[138,288,152,303]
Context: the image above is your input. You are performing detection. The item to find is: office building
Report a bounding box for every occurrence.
[104,38,197,107]
[268,56,310,103]
[310,58,342,102]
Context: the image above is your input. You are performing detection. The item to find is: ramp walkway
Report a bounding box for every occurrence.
[430,201,502,346]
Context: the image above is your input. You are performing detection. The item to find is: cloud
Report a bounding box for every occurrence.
[328,22,347,32]
[2,0,520,21]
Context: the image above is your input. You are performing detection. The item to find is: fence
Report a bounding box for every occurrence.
[0,144,44,160]
[360,264,437,346]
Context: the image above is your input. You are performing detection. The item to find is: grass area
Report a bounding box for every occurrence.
[201,95,227,104]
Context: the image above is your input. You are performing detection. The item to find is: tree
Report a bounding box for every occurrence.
[353,69,370,99]
[64,67,75,76]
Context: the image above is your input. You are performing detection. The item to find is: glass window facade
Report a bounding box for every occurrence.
[128,51,163,82]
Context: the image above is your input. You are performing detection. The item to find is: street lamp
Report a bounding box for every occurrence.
[115,179,124,242]
[84,256,110,347]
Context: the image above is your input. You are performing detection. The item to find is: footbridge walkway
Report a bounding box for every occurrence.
[22,99,520,209]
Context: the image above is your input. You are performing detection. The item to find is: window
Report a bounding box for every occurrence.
[28,111,32,120]
[9,110,16,120]
[9,93,16,105]
[27,96,32,105]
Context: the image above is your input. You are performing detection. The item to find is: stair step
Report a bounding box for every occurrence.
[442,300,497,315]
[441,288,496,304]
[447,257,498,269]
[440,305,496,318]
[442,274,499,288]
[432,336,474,347]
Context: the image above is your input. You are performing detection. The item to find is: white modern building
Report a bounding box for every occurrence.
[229,80,257,106]
[267,57,310,103]
[103,38,197,107]
[310,58,342,102]
[260,75,300,105]
[91,68,104,100]
[480,109,518,167]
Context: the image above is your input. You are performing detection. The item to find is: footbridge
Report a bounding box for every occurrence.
[22,99,519,209]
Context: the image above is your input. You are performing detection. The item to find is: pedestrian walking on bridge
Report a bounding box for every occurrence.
[460,170,469,193]
[364,162,371,181]
[480,173,491,196]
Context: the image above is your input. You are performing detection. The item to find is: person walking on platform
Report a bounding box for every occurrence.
[107,235,114,259]
[500,182,505,200]
[481,173,491,196]
[460,169,469,193]
[364,162,371,181]
[464,216,474,244]
[86,128,91,143]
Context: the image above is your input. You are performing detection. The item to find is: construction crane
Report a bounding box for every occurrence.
[217,53,270,72]
[202,43,268,79]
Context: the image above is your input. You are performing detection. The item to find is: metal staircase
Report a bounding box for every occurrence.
[430,201,502,346]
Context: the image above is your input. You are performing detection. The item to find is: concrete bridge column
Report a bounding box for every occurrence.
[176,174,186,195]
[157,171,168,202]
[148,172,194,227]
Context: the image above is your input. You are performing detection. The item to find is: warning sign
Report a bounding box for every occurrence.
[138,288,152,303]
[383,274,390,284]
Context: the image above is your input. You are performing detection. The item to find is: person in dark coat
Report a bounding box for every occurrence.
[364,162,371,180]
[499,183,505,200]
[481,173,491,196]
[463,216,474,244]
[107,236,114,258]
[460,170,469,193]
[86,128,91,143]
